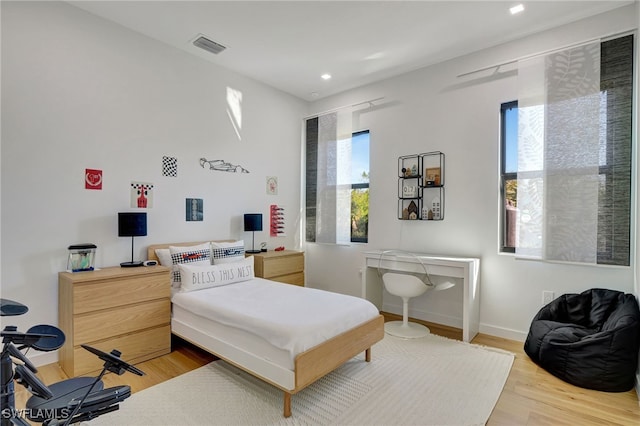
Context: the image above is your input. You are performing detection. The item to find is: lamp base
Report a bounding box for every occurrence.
[245,250,261,254]
[120,261,143,268]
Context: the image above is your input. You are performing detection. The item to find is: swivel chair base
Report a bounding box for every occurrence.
[384,320,430,339]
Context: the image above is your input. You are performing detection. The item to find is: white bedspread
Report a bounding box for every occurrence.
[171,278,379,358]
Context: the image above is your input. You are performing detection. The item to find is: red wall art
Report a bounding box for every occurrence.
[85,169,103,190]
[130,181,154,208]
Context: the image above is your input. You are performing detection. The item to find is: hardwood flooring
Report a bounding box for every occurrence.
[12,315,640,425]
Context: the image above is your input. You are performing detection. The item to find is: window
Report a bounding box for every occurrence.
[350,130,370,243]
[499,35,633,266]
[500,101,518,253]
[305,112,369,244]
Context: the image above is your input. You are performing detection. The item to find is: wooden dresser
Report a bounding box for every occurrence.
[58,265,171,377]
[251,250,304,286]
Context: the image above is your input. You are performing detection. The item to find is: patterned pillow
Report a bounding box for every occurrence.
[169,243,211,288]
[210,240,245,264]
[178,256,254,292]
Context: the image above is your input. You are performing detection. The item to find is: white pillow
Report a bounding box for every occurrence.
[210,240,245,264]
[169,243,211,288]
[179,256,254,292]
[155,248,172,266]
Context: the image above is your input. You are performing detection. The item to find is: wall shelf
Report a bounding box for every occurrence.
[398,151,445,220]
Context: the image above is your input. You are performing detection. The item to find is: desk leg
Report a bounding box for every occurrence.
[362,267,383,310]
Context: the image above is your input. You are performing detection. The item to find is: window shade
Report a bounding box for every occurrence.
[515,35,633,265]
[305,108,353,244]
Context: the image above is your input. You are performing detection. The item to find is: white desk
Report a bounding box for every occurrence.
[361,250,480,342]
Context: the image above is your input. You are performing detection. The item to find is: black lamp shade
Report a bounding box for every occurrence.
[118,212,147,237]
[244,214,263,232]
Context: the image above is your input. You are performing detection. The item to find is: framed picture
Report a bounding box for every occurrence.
[131,181,154,208]
[186,198,204,221]
[266,176,278,195]
[424,167,441,186]
[85,169,102,190]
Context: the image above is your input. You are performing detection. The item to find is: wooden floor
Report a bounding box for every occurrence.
[13,314,640,425]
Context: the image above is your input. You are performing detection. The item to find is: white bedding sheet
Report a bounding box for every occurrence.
[172,303,293,369]
[171,277,379,361]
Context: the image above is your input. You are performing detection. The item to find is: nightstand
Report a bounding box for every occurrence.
[251,250,304,286]
[58,265,171,377]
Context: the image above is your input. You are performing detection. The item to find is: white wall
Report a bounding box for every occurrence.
[305,5,638,341]
[0,1,305,364]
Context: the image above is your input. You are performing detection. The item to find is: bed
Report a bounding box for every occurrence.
[147,241,384,417]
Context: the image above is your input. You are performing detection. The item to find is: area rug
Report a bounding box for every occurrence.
[86,334,514,425]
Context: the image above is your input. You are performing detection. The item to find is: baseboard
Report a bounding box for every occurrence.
[28,349,59,368]
[382,303,528,342]
[382,303,462,329]
[478,324,527,342]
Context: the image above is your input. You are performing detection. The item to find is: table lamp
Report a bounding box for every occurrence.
[118,212,147,267]
[244,213,262,254]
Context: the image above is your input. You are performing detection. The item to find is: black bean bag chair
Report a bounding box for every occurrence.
[524,288,640,392]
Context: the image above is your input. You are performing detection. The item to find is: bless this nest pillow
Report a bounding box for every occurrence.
[179,256,255,292]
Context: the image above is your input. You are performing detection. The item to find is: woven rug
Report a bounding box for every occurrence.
[86,334,514,425]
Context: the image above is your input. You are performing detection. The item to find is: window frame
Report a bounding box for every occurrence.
[499,101,517,254]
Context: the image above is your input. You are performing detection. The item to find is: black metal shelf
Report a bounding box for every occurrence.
[398,151,445,220]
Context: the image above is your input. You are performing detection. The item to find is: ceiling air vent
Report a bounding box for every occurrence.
[193,35,226,55]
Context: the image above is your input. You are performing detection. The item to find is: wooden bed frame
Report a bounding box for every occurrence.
[147,242,384,417]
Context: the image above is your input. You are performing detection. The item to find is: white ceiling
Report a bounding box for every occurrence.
[68,1,633,101]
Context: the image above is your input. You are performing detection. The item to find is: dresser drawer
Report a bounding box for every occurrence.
[269,272,305,286]
[73,274,169,314]
[261,255,304,278]
[74,298,170,344]
[72,325,171,376]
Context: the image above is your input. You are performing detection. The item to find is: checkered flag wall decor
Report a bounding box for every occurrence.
[162,156,177,177]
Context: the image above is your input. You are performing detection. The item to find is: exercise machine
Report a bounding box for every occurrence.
[1,298,143,425]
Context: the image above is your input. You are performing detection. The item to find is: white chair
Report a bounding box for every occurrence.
[378,250,455,338]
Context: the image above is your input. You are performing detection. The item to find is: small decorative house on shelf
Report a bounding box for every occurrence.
[397,151,445,220]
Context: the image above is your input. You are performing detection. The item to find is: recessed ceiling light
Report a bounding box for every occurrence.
[510,4,524,15]
[321,73,332,80]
